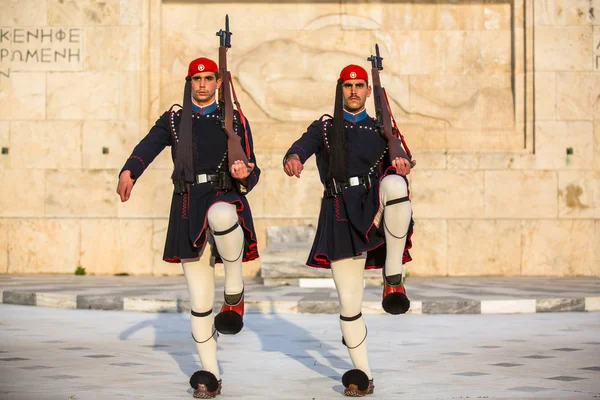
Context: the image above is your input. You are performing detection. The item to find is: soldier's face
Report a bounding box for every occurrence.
[191,72,221,106]
[342,79,371,113]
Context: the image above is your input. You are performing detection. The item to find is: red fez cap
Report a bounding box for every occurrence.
[339,64,368,82]
[187,57,218,77]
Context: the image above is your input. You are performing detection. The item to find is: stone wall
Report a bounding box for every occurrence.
[0,0,598,277]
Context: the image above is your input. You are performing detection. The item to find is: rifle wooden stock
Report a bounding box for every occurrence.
[371,67,413,167]
[219,46,248,169]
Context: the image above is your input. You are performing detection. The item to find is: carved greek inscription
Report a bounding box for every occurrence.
[0,27,83,77]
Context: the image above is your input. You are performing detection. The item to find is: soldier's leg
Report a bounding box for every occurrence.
[207,202,245,334]
[379,174,412,314]
[331,256,374,396]
[182,259,222,398]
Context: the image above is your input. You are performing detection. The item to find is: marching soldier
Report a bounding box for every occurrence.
[283,64,415,396]
[117,56,260,398]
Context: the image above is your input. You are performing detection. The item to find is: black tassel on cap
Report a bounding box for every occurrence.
[172,76,195,185]
[328,79,348,183]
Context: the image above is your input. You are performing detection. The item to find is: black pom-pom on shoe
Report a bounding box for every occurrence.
[214,310,243,335]
[342,369,370,392]
[189,370,219,392]
[382,292,410,315]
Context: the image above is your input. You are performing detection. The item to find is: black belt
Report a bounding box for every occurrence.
[324,173,376,197]
[173,172,233,194]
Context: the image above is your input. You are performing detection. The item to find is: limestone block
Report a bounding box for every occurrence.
[0,169,45,217]
[447,153,480,169]
[535,26,593,71]
[262,168,322,218]
[482,2,511,30]
[558,171,599,219]
[0,72,46,120]
[266,225,316,245]
[10,121,82,169]
[0,122,9,169]
[45,169,118,217]
[535,121,594,170]
[245,181,265,219]
[80,219,154,275]
[47,72,120,120]
[594,121,600,170]
[84,27,141,71]
[82,120,141,169]
[475,153,536,170]
[446,128,523,151]
[596,220,600,276]
[406,219,447,277]
[48,0,119,26]
[535,0,600,25]
[387,31,465,76]
[0,0,48,25]
[595,26,600,72]
[522,220,595,276]
[448,220,521,276]
[410,170,485,219]
[8,219,80,274]
[534,72,556,120]
[464,30,512,75]
[0,220,7,273]
[485,170,557,218]
[390,123,448,151]
[117,72,142,120]
[119,0,143,26]
[117,169,172,218]
[408,74,513,130]
[557,73,600,121]
[411,151,446,169]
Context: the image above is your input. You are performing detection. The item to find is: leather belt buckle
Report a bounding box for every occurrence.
[348,176,360,187]
[196,174,209,184]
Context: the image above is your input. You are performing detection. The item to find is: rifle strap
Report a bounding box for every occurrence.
[382,87,412,159]
[228,75,250,158]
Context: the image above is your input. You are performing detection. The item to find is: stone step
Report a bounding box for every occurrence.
[260,229,383,286]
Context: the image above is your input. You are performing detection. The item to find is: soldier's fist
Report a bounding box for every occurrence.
[284,155,303,178]
[117,170,134,202]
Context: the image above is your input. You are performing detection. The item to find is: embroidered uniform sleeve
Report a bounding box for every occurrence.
[120,112,171,180]
[283,120,323,165]
[237,118,260,195]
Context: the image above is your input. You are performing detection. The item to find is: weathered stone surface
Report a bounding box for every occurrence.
[0,0,48,25]
[45,170,117,217]
[448,220,521,276]
[48,0,119,26]
[85,27,141,71]
[535,121,594,170]
[0,122,8,169]
[535,26,593,71]
[558,171,599,219]
[0,220,7,273]
[262,169,322,218]
[82,120,141,169]
[535,72,556,120]
[266,226,316,245]
[0,170,45,217]
[557,73,600,120]
[47,72,120,120]
[80,219,154,275]
[535,0,600,26]
[36,293,77,309]
[10,121,82,169]
[77,295,123,310]
[3,291,36,306]
[0,73,46,120]
[8,219,80,274]
[407,219,447,277]
[422,301,480,314]
[485,171,557,219]
[117,169,172,218]
[410,170,485,219]
[522,220,596,276]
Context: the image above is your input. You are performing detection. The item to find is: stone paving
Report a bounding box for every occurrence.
[1,304,599,399]
[1,275,599,315]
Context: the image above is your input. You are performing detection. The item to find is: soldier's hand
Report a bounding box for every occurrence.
[284,156,303,178]
[231,160,254,180]
[117,170,134,202]
[392,157,413,176]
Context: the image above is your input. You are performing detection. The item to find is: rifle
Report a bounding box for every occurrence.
[216,15,249,169]
[367,44,414,168]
